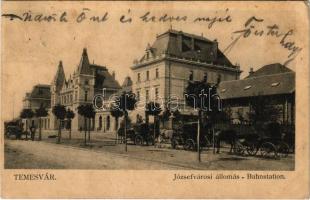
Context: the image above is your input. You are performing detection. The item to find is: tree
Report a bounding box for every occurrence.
[35,105,48,141]
[112,91,137,152]
[77,104,95,145]
[247,95,281,134]
[20,108,34,140]
[66,109,75,140]
[145,102,162,144]
[85,104,95,142]
[52,104,66,143]
[160,108,171,127]
[185,80,220,162]
[110,106,124,144]
[110,106,124,131]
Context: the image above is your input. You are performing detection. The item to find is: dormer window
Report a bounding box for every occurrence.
[244,85,252,90]
[271,82,280,87]
[146,51,150,59]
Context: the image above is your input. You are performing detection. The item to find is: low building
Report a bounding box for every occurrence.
[22,84,51,129]
[218,63,295,125]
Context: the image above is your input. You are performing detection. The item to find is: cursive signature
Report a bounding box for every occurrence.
[224,16,302,65]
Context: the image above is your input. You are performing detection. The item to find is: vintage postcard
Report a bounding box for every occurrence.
[1,0,309,198]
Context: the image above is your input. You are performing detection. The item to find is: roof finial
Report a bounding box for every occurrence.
[83,48,87,55]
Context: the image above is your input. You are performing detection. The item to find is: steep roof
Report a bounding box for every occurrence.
[246,63,293,78]
[94,67,121,89]
[29,84,51,99]
[139,29,234,67]
[218,72,295,99]
[119,76,133,93]
[52,61,66,92]
[121,76,133,88]
[77,48,92,75]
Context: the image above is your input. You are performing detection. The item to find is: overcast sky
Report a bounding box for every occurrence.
[2,1,308,121]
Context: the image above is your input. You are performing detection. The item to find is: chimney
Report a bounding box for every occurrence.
[249,68,254,76]
[212,39,218,59]
[177,32,183,52]
[112,71,115,79]
[191,37,195,50]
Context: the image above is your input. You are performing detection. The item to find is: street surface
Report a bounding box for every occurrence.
[4,130,294,170]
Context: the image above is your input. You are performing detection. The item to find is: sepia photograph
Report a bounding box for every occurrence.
[1,1,309,198]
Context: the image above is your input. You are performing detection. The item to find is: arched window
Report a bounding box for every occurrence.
[99,116,102,130]
[106,116,110,131]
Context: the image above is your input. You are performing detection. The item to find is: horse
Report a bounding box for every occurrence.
[117,127,135,144]
[214,129,238,153]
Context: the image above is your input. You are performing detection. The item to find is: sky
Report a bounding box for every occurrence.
[1,1,308,121]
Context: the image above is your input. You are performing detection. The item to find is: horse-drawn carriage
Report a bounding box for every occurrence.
[170,122,212,151]
[217,122,293,159]
[117,123,155,146]
[235,135,290,158]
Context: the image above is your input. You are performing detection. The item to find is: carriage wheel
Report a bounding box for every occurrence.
[233,143,245,155]
[277,142,289,158]
[135,135,143,146]
[147,135,155,146]
[260,142,278,159]
[184,139,195,151]
[246,143,258,156]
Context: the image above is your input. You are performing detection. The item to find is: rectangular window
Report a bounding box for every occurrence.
[155,88,159,100]
[137,91,140,101]
[85,91,88,101]
[203,72,208,82]
[146,71,149,81]
[189,70,194,81]
[75,91,78,101]
[146,89,149,101]
[155,68,159,79]
[137,73,141,82]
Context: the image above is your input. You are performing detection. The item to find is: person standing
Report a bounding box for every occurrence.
[30,125,36,141]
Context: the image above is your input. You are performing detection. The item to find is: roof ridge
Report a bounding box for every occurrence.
[220,71,295,85]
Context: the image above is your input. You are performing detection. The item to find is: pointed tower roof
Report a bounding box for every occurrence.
[52,61,66,92]
[122,76,133,88]
[77,48,92,75]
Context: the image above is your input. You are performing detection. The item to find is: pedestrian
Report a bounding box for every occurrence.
[30,125,36,141]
